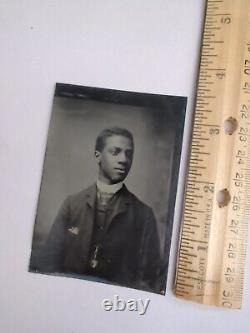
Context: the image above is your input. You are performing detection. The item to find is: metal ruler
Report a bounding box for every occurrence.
[174,0,250,309]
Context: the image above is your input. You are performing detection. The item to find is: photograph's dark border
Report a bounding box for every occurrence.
[55,82,186,110]
[29,82,187,295]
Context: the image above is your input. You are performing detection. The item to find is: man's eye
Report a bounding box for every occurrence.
[110,149,119,155]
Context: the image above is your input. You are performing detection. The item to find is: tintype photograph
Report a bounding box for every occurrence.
[29,83,187,295]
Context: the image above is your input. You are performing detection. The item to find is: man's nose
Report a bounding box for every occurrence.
[118,151,127,163]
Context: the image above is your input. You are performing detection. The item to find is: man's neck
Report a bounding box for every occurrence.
[96,179,123,194]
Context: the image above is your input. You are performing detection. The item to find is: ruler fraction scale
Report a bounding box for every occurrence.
[174,0,250,309]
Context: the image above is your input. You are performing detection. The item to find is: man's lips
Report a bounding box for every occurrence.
[114,167,127,173]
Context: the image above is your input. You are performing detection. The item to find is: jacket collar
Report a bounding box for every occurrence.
[85,183,132,203]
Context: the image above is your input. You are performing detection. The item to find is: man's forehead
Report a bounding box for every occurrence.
[105,135,133,148]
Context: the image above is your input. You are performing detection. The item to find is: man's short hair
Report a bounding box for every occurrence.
[95,127,134,152]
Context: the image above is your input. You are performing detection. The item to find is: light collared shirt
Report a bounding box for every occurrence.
[96,180,123,206]
[96,180,123,194]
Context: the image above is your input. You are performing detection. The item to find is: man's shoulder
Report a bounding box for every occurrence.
[124,187,157,227]
[71,184,96,198]
[64,184,96,209]
[124,186,153,214]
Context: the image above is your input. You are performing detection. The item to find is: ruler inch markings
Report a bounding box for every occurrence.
[174,0,250,309]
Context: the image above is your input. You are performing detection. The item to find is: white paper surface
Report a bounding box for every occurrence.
[1,1,250,332]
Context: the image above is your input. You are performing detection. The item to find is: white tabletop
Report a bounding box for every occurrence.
[1,1,250,332]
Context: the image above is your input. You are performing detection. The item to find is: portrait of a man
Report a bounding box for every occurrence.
[29,83,186,295]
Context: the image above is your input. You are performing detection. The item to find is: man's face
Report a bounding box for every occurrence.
[96,135,134,184]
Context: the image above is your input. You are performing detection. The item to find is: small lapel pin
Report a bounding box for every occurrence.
[68,227,79,235]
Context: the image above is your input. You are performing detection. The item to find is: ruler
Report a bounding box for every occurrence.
[174,0,250,309]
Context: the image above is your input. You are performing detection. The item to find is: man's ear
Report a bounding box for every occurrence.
[95,150,101,164]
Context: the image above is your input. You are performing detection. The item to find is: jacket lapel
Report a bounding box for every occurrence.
[79,184,96,234]
[75,185,96,260]
[85,184,97,209]
[64,184,97,271]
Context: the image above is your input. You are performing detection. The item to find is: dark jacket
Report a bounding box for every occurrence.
[30,184,162,293]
